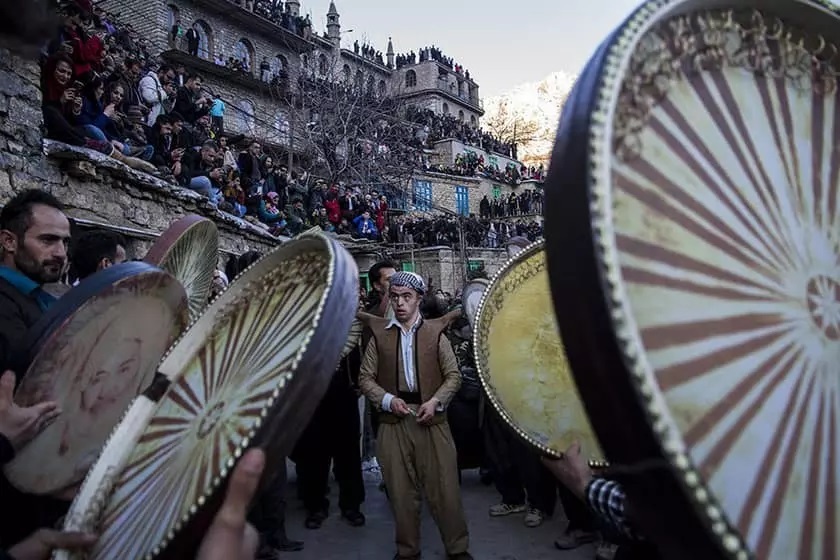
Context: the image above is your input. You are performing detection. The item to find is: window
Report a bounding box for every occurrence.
[442,102,449,115]
[193,20,213,61]
[405,69,416,88]
[378,80,387,98]
[274,111,290,145]
[359,273,370,292]
[458,110,464,122]
[366,74,375,96]
[232,99,256,135]
[468,260,484,272]
[271,54,288,78]
[492,185,502,199]
[413,180,432,211]
[401,263,415,273]
[355,70,364,91]
[343,64,351,82]
[167,5,179,30]
[318,54,328,75]
[455,185,469,216]
[235,39,255,73]
[470,115,477,127]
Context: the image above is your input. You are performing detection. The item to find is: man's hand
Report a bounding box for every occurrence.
[415,397,440,425]
[0,371,60,451]
[389,397,410,417]
[541,441,593,501]
[7,529,96,560]
[195,448,262,560]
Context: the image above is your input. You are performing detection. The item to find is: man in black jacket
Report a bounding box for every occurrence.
[0,189,78,547]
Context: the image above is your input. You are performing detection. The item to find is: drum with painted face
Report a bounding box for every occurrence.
[543,1,840,558]
[6,262,189,497]
[56,233,359,560]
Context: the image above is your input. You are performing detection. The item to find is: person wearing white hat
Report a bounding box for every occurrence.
[358,271,472,560]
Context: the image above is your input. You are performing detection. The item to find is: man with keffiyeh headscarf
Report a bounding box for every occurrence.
[358,271,472,560]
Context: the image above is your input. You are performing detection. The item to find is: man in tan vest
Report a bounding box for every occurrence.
[358,271,471,560]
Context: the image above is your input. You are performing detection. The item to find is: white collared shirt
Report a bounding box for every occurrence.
[381,313,422,412]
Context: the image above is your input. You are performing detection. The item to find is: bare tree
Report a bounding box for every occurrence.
[269,55,420,190]
[481,99,541,147]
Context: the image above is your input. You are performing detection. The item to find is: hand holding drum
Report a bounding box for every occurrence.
[0,371,59,452]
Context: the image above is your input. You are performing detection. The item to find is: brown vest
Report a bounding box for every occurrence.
[367,315,450,424]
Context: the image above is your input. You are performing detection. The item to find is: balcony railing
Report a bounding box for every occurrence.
[189,0,316,52]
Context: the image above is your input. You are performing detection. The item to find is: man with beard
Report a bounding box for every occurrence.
[0,189,76,547]
[0,189,71,372]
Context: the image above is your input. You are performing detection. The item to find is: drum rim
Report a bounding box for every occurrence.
[14,261,171,373]
[473,239,604,463]
[547,1,840,558]
[6,267,189,495]
[143,214,219,320]
[59,233,357,559]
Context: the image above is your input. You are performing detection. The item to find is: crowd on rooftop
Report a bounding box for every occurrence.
[37,0,543,251]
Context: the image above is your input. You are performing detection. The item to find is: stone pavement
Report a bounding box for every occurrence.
[283,466,596,560]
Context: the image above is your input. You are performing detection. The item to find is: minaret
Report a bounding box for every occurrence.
[386,37,395,68]
[326,1,340,46]
[286,0,300,17]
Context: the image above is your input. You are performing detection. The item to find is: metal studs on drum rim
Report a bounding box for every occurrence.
[473,240,606,468]
[56,233,359,560]
[544,1,840,559]
[144,214,220,321]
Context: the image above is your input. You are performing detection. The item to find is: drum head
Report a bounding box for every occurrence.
[6,263,189,496]
[59,234,358,560]
[144,214,219,320]
[474,240,603,462]
[462,279,489,328]
[544,2,840,559]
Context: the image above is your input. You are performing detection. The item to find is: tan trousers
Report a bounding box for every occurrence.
[378,418,469,559]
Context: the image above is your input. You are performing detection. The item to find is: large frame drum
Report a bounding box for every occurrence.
[544,1,840,558]
[56,234,358,560]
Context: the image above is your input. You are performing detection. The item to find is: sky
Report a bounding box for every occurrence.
[300,0,641,97]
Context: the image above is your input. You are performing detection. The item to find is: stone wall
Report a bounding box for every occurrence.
[0,47,280,261]
[389,246,509,295]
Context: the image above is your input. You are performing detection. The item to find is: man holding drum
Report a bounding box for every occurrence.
[358,271,472,560]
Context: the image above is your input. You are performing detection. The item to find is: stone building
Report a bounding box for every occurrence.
[97,0,539,224]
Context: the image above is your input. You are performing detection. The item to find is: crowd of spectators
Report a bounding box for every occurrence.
[352,41,385,66]
[479,190,542,219]
[388,215,543,249]
[405,106,517,160]
[37,0,543,251]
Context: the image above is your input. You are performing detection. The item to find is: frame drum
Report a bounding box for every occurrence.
[57,234,358,560]
[473,240,604,464]
[544,1,840,558]
[144,214,219,320]
[7,262,189,496]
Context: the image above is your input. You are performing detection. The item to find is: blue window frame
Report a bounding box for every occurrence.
[455,185,469,216]
[413,180,432,211]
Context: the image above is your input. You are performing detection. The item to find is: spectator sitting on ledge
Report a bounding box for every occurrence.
[353,210,378,240]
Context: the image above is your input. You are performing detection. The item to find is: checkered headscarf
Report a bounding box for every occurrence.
[389,271,427,295]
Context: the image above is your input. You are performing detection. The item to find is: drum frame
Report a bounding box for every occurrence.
[473,240,607,468]
[544,1,840,558]
[57,234,358,560]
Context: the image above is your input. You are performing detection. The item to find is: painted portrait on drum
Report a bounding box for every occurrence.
[7,273,188,496]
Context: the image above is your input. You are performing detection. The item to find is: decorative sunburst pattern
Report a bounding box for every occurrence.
[85,252,328,559]
[6,271,187,496]
[145,216,219,320]
[596,8,840,560]
[474,243,603,462]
